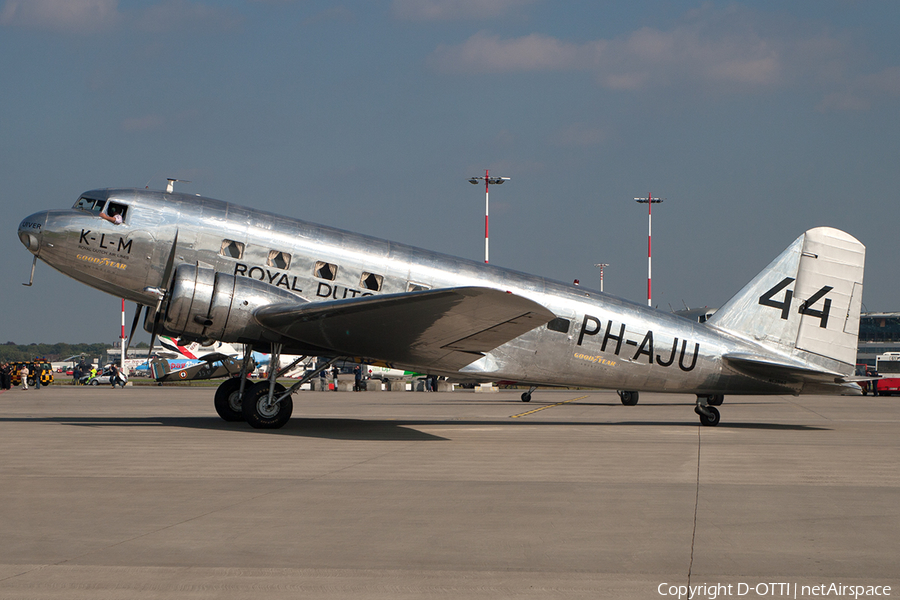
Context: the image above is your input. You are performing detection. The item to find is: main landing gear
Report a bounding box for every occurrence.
[213,345,340,430]
[694,394,723,426]
[520,386,537,402]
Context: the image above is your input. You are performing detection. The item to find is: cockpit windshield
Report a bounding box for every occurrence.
[73,197,107,214]
[73,196,129,224]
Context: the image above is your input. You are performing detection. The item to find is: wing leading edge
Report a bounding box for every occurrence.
[253,286,556,371]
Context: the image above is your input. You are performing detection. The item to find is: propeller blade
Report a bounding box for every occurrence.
[154,230,179,313]
[149,230,180,355]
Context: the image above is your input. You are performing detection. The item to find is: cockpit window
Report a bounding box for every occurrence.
[73,197,106,214]
[101,202,128,225]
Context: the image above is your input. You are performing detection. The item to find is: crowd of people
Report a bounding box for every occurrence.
[0,360,128,391]
[0,363,13,390]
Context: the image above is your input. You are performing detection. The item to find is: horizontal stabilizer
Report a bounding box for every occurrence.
[254,286,555,371]
[723,353,844,385]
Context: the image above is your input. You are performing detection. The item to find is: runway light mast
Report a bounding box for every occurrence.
[468,169,510,263]
[594,263,609,293]
[635,193,663,307]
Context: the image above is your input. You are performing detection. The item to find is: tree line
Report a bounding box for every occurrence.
[1,342,148,363]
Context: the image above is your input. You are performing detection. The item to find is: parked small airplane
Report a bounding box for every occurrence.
[134,335,311,383]
[18,186,865,429]
[148,352,246,383]
[126,335,248,382]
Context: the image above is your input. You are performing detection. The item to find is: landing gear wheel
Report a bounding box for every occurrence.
[242,382,291,429]
[618,390,639,406]
[697,405,720,426]
[214,377,247,422]
[708,394,724,406]
[521,392,532,402]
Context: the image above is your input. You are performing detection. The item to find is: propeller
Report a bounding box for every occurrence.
[146,230,179,355]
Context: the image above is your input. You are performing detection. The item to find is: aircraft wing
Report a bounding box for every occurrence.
[254,286,555,371]
[193,352,233,364]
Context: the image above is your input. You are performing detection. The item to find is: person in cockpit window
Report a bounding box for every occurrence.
[100,205,123,225]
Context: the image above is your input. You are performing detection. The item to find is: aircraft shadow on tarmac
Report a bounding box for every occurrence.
[0,415,829,440]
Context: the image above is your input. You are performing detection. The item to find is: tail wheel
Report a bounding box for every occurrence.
[618,390,639,405]
[214,377,247,422]
[698,406,720,427]
[242,382,292,429]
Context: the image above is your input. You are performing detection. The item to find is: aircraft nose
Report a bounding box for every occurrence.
[18,212,47,254]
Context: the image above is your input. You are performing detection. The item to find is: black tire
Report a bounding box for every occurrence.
[619,390,639,406]
[708,394,724,406]
[241,382,292,429]
[89,379,99,386]
[214,378,247,422]
[521,392,531,402]
[699,406,720,426]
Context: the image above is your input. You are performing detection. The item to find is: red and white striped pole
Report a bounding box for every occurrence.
[635,194,663,307]
[120,298,126,367]
[468,170,510,264]
[484,169,490,264]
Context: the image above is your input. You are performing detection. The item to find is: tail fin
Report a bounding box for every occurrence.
[148,356,171,381]
[708,227,865,372]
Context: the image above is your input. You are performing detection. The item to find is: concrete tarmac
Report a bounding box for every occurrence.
[0,385,897,599]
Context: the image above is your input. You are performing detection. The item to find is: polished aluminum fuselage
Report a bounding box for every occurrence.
[21,188,802,394]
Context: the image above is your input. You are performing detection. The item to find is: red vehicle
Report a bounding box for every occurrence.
[871,353,900,396]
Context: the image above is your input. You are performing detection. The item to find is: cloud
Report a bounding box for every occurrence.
[392,0,537,21]
[427,5,900,109]
[430,31,593,72]
[0,0,121,32]
[430,13,787,91]
[0,0,241,34]
[816,66,900,112]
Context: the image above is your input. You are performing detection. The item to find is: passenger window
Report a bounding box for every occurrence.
[314,261,337,280]
[267,250,291,270]
[547,318,571,334]
[360,272,383,291]
[408,282,430,292]
[219,239,244,259]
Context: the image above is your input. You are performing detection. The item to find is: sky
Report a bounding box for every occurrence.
[2,0,899,344]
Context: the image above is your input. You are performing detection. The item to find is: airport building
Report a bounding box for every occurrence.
[857,312,900,366]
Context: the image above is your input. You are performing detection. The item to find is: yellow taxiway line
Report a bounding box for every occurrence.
[510,395,588,419]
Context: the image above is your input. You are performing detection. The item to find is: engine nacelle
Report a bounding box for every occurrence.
[148,264,304,344]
